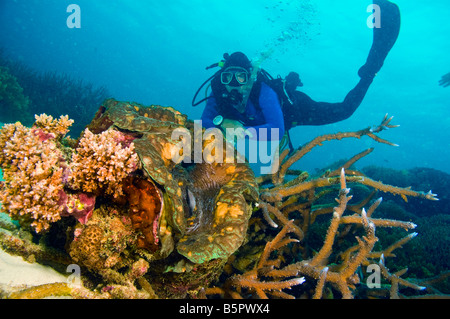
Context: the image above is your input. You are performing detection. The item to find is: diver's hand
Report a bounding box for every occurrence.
[220,119,252,139]
[439,72,450,87]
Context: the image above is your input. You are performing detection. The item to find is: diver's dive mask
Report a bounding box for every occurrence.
[220,67,250,86]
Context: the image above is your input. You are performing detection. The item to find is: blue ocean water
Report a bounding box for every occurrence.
[0,0,449,175]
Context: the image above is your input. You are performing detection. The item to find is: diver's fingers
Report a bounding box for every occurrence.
[439,79,450,87]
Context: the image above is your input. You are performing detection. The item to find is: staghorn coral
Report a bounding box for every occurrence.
[213,168,429,299]
[209,115,440,299]
[207,220,305,299]
[68,128,139,197]
[363,166,450,217]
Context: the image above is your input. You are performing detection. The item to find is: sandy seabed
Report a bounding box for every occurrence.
[0,247,69,295]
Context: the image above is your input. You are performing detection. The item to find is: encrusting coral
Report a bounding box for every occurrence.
[123,176,163,252]
[0,104,444,299]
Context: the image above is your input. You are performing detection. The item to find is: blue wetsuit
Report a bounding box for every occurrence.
[201,82,285,141]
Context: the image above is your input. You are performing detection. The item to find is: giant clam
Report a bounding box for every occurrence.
[80,99,258,283]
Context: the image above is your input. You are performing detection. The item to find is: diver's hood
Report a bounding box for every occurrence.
[223,52,252,72]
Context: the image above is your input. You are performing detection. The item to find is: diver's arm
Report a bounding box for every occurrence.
[293,77,373,126]
[291,0,399,126]
[245,83,285,141]
[200,96,220,128]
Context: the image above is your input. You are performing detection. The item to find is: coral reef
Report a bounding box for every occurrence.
[209,169,426,299]
[357,166,449,288]
[0,106,445,299]
[0,50,109,135]
[0,65,30,124]
[0,99,258,298]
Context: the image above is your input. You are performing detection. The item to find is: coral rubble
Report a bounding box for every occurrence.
[0,104,445,299]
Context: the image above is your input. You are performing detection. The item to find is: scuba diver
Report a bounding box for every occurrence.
[198,51,286,142]
[192,0,401,150]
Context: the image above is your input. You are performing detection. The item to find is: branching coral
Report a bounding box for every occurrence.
[0,115,73,232]
[0,113,138,233]
[33,113,74,138]
[214,167,429,299]
[68,128,139,197]
[209,115,440,299]
[206,220,305,299]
